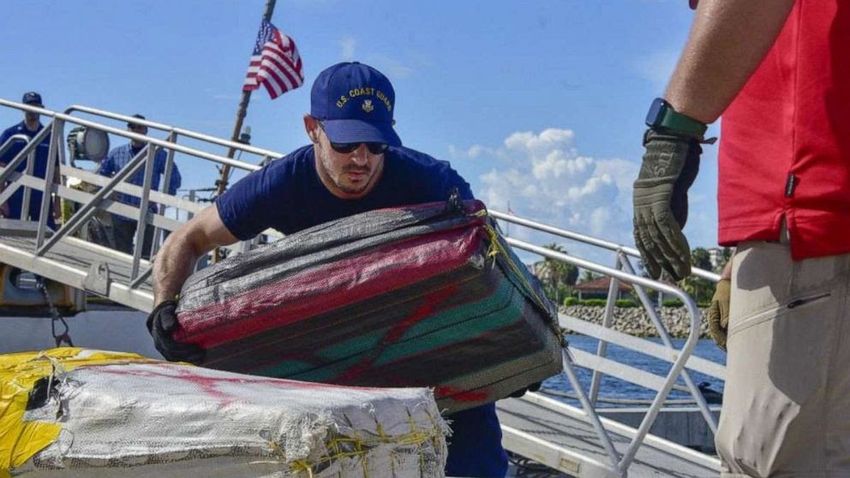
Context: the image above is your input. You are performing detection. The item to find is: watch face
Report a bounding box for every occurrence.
[645,98,668,127]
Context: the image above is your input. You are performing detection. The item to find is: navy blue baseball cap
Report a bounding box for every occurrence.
[22,91,43,107]
[310,62,401,147]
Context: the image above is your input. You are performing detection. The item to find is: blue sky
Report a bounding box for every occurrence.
[0,0,721,261]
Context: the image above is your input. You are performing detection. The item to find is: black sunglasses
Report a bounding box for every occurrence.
[329,141,388,155]
[319,121,388,155]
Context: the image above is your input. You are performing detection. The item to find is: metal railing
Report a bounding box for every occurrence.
[490,210,723,476]
[63,105,281,167]
[0,99,273,310]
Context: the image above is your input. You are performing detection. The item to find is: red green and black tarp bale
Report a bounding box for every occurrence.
[175,199,563,413]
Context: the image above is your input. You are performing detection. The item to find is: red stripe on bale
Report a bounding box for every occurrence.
[433,385,490,403]
[176,226,484,348]
[334,284,460,383]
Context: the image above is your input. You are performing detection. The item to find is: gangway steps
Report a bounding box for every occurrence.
[498,392,721,477]
[0,225,154,312]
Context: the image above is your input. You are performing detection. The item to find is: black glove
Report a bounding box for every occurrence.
[633,129,702,280]
[508,381,542,398]
[146,300,205,364]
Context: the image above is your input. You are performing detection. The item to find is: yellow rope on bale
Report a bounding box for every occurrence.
[290,460,315,477]
[283,419,441,476]
[0,348,159,473]
[482,220,565,343]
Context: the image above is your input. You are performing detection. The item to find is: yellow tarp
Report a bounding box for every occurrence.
[0,348,157,473]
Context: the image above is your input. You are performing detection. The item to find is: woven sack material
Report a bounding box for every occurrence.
[177,200,563,413]
[1,348,447,477]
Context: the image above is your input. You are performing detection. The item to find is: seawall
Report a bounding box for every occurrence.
[560,305,710,339]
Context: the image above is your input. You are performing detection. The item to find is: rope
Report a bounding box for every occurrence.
[481,220,565,343]
[282,421,441,476]
[35,277,74,347]
[33,351,69,414]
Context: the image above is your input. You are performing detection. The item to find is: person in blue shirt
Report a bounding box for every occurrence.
[96,114,181,257]
[0,91,59,228]
[147,62,510,477]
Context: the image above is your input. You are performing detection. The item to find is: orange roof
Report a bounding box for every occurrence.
[573,276,632,292]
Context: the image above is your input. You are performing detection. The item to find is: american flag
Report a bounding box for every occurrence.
[243,20,304,99]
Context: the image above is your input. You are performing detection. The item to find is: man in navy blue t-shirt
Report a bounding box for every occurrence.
[148,62,508,477]
[96,114,182,257]
[0,92,59,228]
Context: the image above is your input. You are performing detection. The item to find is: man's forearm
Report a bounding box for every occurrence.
[153,234,202,305]
[152,205,239,306]
[665,0,796,123]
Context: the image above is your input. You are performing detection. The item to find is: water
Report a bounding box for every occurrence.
[544,334,726,406]
[0,312,726,407]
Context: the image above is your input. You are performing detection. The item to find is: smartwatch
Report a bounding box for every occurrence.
[645,98,707,138]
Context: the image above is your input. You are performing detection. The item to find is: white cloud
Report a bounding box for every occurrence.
[504,128,575,154]
[461,128,641,261]
[448,144,499,162]
[531,152,593,180]
[457,127,719,268]
[466,145,491,159]
[340,36,356,60]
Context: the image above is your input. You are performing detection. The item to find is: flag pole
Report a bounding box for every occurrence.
[215,0,278,197]
[506,200,511,237]
[212,0,277,263]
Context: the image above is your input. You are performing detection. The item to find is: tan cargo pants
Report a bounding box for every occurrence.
[716,239,850,477]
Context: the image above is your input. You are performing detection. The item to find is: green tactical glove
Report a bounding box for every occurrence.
[633,129,702,280]
[706,279,731,349]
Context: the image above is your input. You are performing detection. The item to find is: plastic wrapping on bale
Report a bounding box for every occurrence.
[177,199,564,413]
[0,348,447,478]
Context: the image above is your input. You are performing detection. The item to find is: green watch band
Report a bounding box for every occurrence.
[645,98,707,139]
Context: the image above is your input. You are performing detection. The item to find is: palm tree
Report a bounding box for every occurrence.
[536,243,578,303]
[679,247,715,304]
[580,269,597,283]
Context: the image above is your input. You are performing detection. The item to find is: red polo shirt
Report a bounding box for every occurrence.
[718,0,850,260]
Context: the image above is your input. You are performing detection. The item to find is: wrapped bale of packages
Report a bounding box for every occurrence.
[176,199,563,413]
[1,348,447,478]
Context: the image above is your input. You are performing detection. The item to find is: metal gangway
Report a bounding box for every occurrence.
[492,214,724,477]
[0,99,282,312]
[0,98,725,477]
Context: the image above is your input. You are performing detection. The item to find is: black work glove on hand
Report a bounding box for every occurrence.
[146,300,205,364]
[633,129,702,281]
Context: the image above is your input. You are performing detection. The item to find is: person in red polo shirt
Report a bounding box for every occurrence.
[632,0,850,475]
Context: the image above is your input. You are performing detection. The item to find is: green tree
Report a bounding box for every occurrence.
[679,247,715,304]
[580,269,598,283]
[537,243,579,304]
[691,247,712,271]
